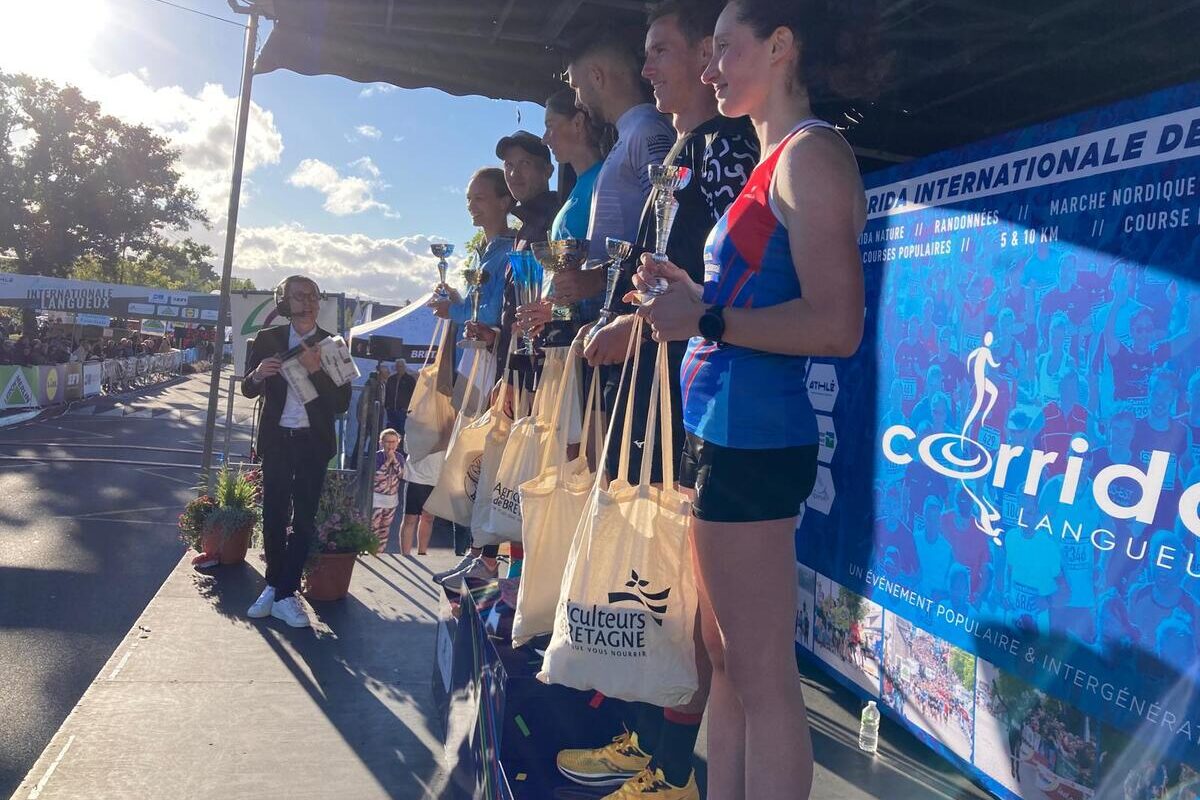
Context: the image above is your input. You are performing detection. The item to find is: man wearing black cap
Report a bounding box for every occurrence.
[464,131,559,360]
[498,131,558,249]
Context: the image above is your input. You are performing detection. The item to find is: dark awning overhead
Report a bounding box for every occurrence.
[255,0,631,105]
[256,0,1200,172]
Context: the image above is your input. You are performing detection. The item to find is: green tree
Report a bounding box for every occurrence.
[462,230,487,267]
[992,671,1039,724]
[71,241,254,293]
[141,238,219,289]
[948,648,976,690]
[0,71,207,278]
[838,586,865,624]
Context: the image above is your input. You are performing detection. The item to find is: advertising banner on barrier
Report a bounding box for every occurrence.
[82,363,102,397]
[63,363,83,402]
[798,82,1200,799]
[0,366,38,410]
[229,291,344,378]
[37,364,65,406]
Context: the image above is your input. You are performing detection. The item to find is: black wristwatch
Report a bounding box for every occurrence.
[698,305,726,343]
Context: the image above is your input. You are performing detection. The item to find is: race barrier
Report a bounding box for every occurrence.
[0,349,194,410]
[798,82,1200,799]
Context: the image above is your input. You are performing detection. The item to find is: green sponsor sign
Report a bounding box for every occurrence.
[0,366,38,409]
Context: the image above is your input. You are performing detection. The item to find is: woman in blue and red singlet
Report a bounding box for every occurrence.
[634,1,876,796]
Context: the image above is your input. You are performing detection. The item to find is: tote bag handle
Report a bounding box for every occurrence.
[487,333,519,418]
[444,342,491,445]
[422,317,446,368]
[635,341,676,490]
[610,317,650,488]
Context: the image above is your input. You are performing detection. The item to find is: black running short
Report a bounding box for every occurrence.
[679,432,818,523]
[405,482,434,516]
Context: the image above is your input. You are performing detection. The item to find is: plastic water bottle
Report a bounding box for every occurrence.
[858,700,880,754]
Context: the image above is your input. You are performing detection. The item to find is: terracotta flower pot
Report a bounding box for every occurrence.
[218,524,254,565]
[304,552,358,602]
[199,530,223,560]
[196,523,253,566]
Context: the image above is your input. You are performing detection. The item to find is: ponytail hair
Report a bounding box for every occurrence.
[729,0,890,102]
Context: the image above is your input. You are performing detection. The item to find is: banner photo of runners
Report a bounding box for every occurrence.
[794,81,1200,800]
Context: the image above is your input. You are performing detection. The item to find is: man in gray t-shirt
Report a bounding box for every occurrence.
[553,30,674,316]
[585,103,674,258]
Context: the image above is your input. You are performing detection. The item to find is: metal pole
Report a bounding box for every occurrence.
[201,12,259,488]
[223,374,237,464]
[355,374,383,518]
[361,395,382,519]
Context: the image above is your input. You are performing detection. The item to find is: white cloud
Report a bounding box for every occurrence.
[353,124,383,140]
[359,84,397,99]
[349,156,381,179]
[232,224,454,303]
[104,79,284,220]
[0,61,284,223]
[288,158,396,217]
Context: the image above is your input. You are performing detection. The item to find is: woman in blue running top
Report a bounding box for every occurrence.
[635,1,878,796]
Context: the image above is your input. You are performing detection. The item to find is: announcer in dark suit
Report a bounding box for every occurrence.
[242,275,351,628]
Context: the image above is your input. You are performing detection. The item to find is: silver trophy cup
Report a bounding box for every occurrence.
[430,243,454,300]
[531,239,589,322]
[459,267,490,349]
[633,165,693,303]
[583,238,634,350]
[649,164,692,262]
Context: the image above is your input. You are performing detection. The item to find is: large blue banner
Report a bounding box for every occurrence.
[796,83,1200,799]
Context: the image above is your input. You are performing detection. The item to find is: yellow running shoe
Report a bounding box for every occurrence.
[556,730,651,787]
[602,767,699,799]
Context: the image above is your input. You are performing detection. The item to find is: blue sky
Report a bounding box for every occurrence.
[0,0,548,303]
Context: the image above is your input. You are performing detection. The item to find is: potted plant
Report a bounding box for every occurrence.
[179,493,219,566]
[178,467,262,567]
[304,470,380,602]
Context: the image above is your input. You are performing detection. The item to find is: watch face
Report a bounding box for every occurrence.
[700,310,723,341]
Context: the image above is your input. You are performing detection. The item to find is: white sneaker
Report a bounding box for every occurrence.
[441,557,498,590]
[247,586,276,618]
[433,553,477,585]
[271,595,311,628]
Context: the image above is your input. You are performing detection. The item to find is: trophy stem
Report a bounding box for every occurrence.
[653,196,680,261]
[518,282,540,355]
[459,290,484,348]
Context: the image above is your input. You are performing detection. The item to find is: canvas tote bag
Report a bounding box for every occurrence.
[512,354,605,646]
[537,345,582,444]
[468,377,524,544]
[481,345,580,542]
[403,319,456,461]
[538,324,698,706]
[422,341,501,526]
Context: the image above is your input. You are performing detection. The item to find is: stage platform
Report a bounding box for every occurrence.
[13,547,991,799]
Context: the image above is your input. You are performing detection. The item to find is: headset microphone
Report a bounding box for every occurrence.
[273,275,321,319]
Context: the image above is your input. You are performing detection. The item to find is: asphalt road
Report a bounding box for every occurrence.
[0,371,257,799]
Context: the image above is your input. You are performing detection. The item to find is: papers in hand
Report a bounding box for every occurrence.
[280,335,358,404]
